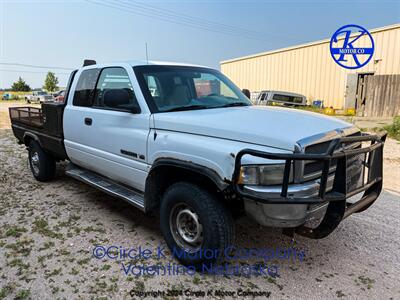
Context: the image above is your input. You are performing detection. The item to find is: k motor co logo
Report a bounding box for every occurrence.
[330,24,375,69]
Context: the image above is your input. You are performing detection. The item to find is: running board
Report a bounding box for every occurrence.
[65,164,145,211]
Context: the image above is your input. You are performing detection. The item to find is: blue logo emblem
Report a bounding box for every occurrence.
[330,24,374,69]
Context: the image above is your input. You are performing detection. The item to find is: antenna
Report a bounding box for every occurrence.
[145,42,149,64]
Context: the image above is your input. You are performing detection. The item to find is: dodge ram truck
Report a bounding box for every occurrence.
[9,60,386,266]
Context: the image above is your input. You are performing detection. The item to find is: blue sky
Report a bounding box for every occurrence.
[0,0,399,89]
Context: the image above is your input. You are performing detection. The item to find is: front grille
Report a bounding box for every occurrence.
[303,159,337,175]
[304,140,333,154]
[300,131,361,182]
[346,152,366,192]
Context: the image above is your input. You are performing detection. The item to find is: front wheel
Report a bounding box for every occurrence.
[160,182,234,267]
[28,140,56,181]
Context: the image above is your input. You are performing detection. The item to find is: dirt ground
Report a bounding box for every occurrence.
[0,101,40,130]
[0,103,399,299]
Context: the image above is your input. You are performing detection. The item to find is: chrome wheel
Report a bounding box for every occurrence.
[169,203,203,251]
[30,151,40,175]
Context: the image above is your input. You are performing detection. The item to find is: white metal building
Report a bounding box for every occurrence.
[220,24,400,109]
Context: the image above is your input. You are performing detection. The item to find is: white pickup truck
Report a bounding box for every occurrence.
[25,91,53,103]
[9,60,386,266]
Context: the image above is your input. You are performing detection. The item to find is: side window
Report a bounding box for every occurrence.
[145,75,162,97]
[273,94,293,102]
[193,73,238,99]
[93,67,138,111]
[73,69,100,107]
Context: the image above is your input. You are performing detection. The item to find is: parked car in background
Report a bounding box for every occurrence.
[25,91,53,103]
[256,90,307,106]
[2,93,13,100]
[52,90,64,97]
[54,90,65,102]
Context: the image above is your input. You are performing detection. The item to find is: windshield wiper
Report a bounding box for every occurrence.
[162,105,209,112]
[218,102,250,108]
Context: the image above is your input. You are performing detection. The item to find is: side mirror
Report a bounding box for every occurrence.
[242,89,251,98]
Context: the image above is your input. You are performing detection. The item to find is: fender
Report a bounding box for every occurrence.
[149,157,230,191]
[144,157,231,211]
[23,131,42,147]
[21,128,68,160]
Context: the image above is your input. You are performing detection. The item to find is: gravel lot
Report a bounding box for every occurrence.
[0,105,399,299]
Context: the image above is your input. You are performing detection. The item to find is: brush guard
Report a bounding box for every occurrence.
[232,132,387,239]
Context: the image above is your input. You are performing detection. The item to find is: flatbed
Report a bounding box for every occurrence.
[9,103,68,160]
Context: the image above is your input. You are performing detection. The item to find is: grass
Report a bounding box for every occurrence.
[14,289,31,300]
[382,116,400,140]
[0,284,14,299]
[32,218,63,239]
[5,226,27,238]
[5,239,34,257]
[369,116,400,141]
[356,275,375,290]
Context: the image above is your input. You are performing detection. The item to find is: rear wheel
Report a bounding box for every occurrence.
[160,182,234,267]
[28,140,56,181]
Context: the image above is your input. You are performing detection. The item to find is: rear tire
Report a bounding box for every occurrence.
[28,140,56,182]
[160,182,234,267]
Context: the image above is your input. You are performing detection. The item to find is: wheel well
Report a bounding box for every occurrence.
[23,135,34,147]
[23,134,40,148]
[145,165,228,212]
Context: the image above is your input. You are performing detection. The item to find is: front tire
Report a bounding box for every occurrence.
[160,182,234,267]
[28,141,56,181]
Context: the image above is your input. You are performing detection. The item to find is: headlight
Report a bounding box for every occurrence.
[238,164,294,186]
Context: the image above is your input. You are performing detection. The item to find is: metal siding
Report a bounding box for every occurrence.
[221,25,400,109]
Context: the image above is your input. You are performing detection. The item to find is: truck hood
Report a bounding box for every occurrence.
[153,106,355,151]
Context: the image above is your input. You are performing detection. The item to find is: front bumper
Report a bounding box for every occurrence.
[233,132,387,237]
[242,174,335,200]
[242,176,333,227]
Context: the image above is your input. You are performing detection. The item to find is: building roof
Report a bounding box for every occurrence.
[220,23,400,64]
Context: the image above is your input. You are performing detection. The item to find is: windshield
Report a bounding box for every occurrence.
[134,65,252,112]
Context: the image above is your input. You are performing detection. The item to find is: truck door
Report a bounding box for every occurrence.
[257,92,267,105]
[63,67,150,191]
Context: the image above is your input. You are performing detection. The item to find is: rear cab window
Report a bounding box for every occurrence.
[73,69,100,107]
[93,68,139,111]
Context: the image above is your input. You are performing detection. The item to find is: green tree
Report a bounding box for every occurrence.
[11,77,31,92]
[43,72,59,92]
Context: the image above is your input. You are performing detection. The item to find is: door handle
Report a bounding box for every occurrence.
[84,117,92,126]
